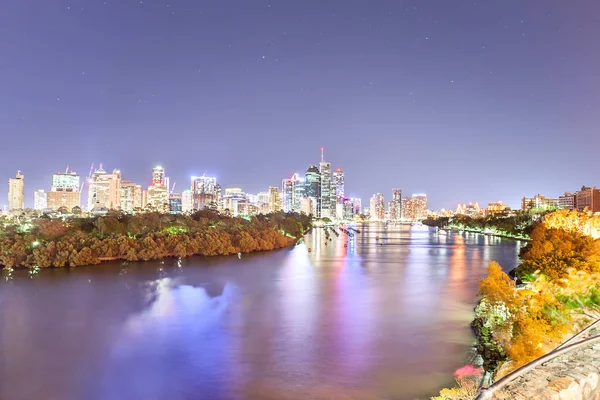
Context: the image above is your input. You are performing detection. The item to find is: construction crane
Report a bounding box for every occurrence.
[171,181,176,194]
[79,163,94,193]
[65,165,70,174]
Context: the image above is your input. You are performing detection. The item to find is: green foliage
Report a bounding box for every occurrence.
[0,211,311,269]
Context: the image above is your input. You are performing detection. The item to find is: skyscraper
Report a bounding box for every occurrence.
[402,194,428,221]
[390,188,402,221]
[304,165,321,217]
[152,166,165,186]
[268,186,281,212]
[282,173,304,212]
[87,166,121,210]
[319,148,332,218]
[34,190,47,211]
[370,193,385,221]
[191,175,218,210]
[333,168,344,203]
[8,171,25,211]
[48,170,81,212]
[120,180,143,212]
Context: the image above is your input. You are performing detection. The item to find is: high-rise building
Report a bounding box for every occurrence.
[401,194,428,221]
[412,194,428,220]
[333,168,344,203]
[390,188,402,220]
[304,165,321,217]
[342,198,355,220]
[319,148,332,218]
[181,189,193,213]
[282,174,304,212]
[52,172,80,192]
[521,194,559,211]
[191,176,218,210]
[575,186,600,213]
[152,166,166,186]
[8,170,25,211]
[120,180,143,212]
[169,193,183,214]
[559,192,576,210]
[34,190,47,211]
[370,193,385,221]
[223,188,246,216]
[48,170,81,212]
[268,186,281,212]
[87,166,121,210]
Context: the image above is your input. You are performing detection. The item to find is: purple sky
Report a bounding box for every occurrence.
[1,1,599,210]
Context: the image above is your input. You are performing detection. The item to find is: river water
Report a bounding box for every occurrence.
[0,224,523,400]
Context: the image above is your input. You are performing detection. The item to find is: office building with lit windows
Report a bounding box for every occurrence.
[8,170,25,211]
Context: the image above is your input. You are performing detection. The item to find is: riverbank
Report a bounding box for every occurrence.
[441,226,530,241]
[433,210,600,399]
[0,211,311,269]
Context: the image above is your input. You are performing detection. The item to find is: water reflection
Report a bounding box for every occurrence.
[0,224,521,400]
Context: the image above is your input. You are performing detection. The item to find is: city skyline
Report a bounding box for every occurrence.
[2,1,600,209]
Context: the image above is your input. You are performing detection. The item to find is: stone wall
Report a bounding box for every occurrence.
[491,341,600,400]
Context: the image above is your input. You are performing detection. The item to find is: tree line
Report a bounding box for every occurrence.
[0,210,312,269]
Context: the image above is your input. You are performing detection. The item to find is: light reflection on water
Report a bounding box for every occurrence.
[0,224,521,400]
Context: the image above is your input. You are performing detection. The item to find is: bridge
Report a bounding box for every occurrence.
[475,321,600,400]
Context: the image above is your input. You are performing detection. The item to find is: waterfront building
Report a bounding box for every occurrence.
[120,180,143,212]
[390,188,402,220]
[521,194,559,211]
[559,192,576,210]
[215,184,222,210]
[333,168,344,203]
[402,194,428,221]
[351,198,362,215]
[268,186,281,212]
[319,149,332,218]
[342,198,354,220]
[413,194,428,220]
[456,202,483,217]
[304,165,321,217]
[575,186,600,213]
[487,201,510,215]
[182,189,193,213]
[34,190,47,210]
[370,193,385,221]
[8,170,25,211]
[87,166,121,210]
[191,175,218,210]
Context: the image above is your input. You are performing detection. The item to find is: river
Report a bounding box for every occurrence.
[0,224,523,400]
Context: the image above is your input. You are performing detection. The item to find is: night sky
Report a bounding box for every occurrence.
[1,1,599,210]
